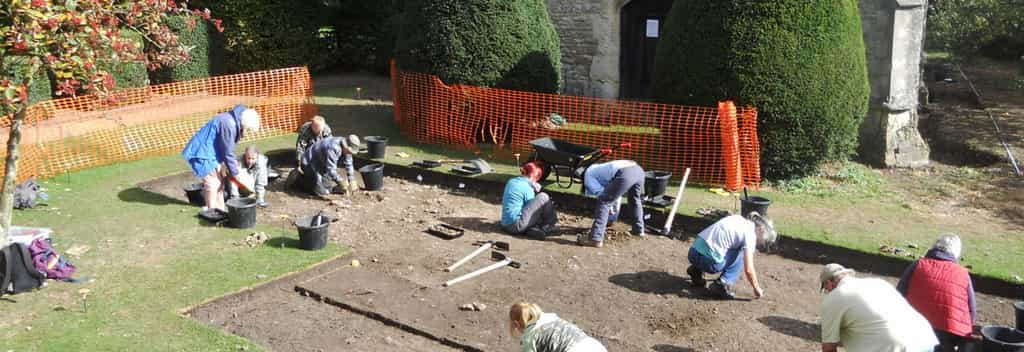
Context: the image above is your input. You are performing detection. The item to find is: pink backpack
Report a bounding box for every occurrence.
[28,238,76,281]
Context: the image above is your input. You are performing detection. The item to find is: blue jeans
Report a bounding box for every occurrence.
[687,246,744,285]
[589,165,644,242]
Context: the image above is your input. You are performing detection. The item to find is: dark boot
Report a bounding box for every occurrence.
[709,279,736,300]
[687,265,706,288]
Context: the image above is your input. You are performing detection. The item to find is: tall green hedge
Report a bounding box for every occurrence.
[652,0,869,179]
[330,0,404,74]
[396,0,561,93]
[150,15,226,84]
[97,31,148,89]
[1,56,52,114]
[192,0,334,73]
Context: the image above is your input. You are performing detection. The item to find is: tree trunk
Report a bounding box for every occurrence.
[0,105,26,248]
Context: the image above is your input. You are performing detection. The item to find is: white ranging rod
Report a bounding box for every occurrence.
[444,243,493,272]
[443,258,512,287]
[661,168,691,235]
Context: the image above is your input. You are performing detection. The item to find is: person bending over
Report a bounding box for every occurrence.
[182,104,260,214]
[686,212,776,299]
[577,160,645,248]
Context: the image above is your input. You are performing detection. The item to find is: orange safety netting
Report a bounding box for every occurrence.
[390,61,760,190]
[0,66,317,184]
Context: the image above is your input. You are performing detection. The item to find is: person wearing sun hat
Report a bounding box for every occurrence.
[819,263,938,352]
[298,134,362,197]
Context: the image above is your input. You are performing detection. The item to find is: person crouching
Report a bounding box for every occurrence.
[686,212,776,299]
[509,302,606,352]
[298,135,361,197]
[227,145,270,207]
[897,234,976,352]
[501,162,557,239]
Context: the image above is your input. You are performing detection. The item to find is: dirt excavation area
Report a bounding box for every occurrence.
[141,172,1018,351]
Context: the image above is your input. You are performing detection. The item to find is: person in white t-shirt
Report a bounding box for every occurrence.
[819,263,939,352]
[686,212,776,299]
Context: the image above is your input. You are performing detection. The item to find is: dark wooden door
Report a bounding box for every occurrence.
[620,0,674,100]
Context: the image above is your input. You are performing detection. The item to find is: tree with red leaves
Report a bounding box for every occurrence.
[0,0,222,245]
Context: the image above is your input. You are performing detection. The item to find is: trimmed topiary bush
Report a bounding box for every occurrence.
[652,0,870,179]
[150,15,226,84]
[396,0,561,93]
[330,0,404,74]
[191,0,334,73]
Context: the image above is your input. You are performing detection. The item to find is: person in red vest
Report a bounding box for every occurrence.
[897,234,976,352]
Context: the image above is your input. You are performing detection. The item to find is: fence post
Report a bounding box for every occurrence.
[390,58,402,124]
[718,101,742,191]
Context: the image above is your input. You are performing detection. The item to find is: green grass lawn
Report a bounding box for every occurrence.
[2,136,346,351]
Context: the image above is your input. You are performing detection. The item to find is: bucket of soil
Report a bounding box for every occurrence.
[644,171,672,199]
[364,136,389,159]
[1016,301,1024,331]
[184,183,204,206]
[359,163,385,191]
[295,214,333,250]
[981,326,1024,352]
[226,197,258,229]
[740,196,772,218]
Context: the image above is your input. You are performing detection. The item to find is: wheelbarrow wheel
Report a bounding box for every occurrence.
[522,153,552,181]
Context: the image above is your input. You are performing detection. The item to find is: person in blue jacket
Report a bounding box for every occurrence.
[182,104,261,214]
[501,162,557,238]
[578,160,645,248]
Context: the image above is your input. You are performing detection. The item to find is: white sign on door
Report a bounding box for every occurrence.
[646,19,659,38]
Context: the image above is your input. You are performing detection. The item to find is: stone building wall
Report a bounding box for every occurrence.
[545,0,929,167]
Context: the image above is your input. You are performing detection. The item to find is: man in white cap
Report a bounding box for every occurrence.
[298,134,361,197]
[182,104,261,214]
[819,263,938,352]
[897,234,976,352]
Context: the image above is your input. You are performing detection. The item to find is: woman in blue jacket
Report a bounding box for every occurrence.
[182,104,261,214]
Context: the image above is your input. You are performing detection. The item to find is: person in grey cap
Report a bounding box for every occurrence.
[298,134,361,197]
[686,212,776,299]
[819,263,938,352]
[897,234,976,352]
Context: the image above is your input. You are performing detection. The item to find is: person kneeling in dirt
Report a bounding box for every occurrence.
[686,212,776,299]
[297,135,361,197]
[227,145,270,207]
[295,115,333,167]
[501,162,557,239]
[182,105,261,214]
[509,302,607,352]
[897,234,976,352]
[577,160,645,248]
[819,263,938,352]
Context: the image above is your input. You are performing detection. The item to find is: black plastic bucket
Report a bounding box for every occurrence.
[295,215,330,250]
[644,171,672,198]
[1015,301,1024,332]
[740,196,772,218]
[226,197,258,229]
[365,136,388,159]
[184,183,204,206]
[981,326,1024,352]
[359,163,385,191]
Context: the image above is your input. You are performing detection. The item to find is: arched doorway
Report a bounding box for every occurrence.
[619,0,674,100]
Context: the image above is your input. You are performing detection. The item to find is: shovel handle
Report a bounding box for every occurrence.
[445,243,492,272]
[443,258,511,287]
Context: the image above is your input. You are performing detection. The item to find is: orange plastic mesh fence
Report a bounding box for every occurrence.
[1,67,317,184]
[390,62,760,190]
